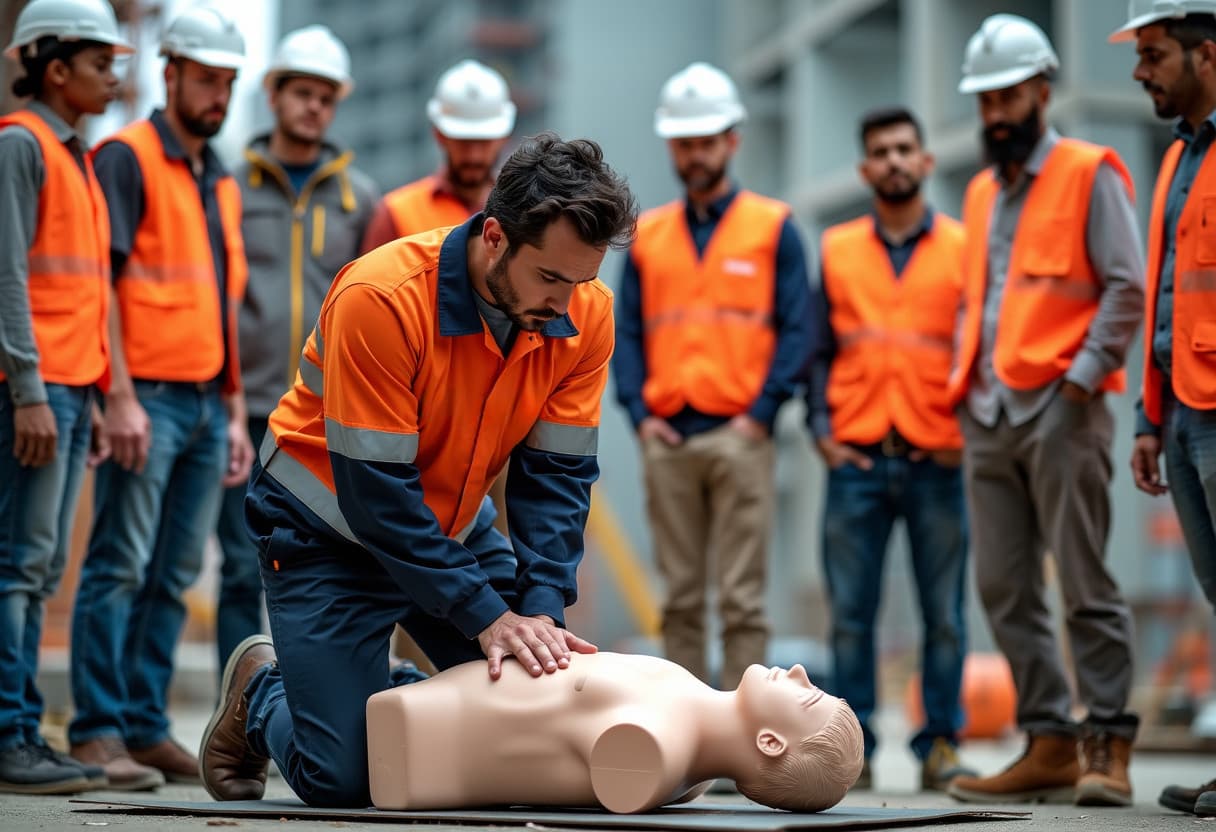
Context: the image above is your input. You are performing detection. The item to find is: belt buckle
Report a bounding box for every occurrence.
[881,431,907,458]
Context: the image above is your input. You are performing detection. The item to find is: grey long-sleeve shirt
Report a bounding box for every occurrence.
[966,128,1146,428]
[0,101,86,407]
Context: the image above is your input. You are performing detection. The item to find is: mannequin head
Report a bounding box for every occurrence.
[732,664,865,811]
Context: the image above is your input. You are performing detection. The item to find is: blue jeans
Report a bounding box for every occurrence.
[0,383,92,750]
[244,462,514,807]
[822,451,968,760]
[69,381,227,749]
[215,416,269,670]
[1163,392,1216,609]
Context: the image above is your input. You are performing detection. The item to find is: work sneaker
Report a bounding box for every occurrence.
[1160,777,1216,814]
[1075,730,1132,807]
[28,740,107,789]
[1197,790,1216,817]
[201,634,277,801]
[948,733,1078,804]
[0,743,92,794]
[921,737,977,791]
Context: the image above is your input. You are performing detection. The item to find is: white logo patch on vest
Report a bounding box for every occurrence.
[722,258,757,277]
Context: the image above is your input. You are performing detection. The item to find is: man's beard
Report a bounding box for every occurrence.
[982,107,1042,167]
[1144,57,1200,120]
[177,104,224,138]
[446,154,493,189]
[873,176,921,205]
[676,161,727,194]
[485,253,556,332]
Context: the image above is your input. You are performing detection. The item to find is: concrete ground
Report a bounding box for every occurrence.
[1,702,1213,832]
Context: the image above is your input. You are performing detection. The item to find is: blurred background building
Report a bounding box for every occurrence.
[2,0,1208,740]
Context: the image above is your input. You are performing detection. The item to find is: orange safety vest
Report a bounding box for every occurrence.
[265,225,613,540]
[821,214,965,450]
[632,191,787,418]
[1142,140,1216,425]
[0,110,110,390]
[100,120,248,393]
[384,176,473,237]
[952,138,1132,402]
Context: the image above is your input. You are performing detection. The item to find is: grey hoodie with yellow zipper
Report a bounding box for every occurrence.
[234,135,379,418]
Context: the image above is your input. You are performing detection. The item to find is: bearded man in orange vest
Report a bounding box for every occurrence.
[807,107,974,793]
[1111,4,1216,818]
[946,15,1146,807]
[67,7,253,790]
[613,63,812,692]
[0,0,128,796]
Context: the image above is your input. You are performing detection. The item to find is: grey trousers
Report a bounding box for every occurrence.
[961,392,1137,739]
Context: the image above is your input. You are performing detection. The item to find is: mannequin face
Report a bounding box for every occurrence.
[737,664,840,752]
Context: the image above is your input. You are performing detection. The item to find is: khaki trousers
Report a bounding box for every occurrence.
[642,424,774,689]
[961,393,1136,737]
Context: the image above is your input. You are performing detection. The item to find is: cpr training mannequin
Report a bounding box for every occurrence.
[366,652,864,813]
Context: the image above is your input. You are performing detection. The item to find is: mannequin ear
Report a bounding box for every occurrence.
[756,729,788,757]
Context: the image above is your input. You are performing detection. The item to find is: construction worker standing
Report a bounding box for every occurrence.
[0,0,128,795]
[198,134,636,807]
[614,63,812,690]
[67,6,252,790]
[808,107,974,792]
[360,59,515,250]
[214,25,378,672]
[1111,1,1216,817]
[946,14,1145,807]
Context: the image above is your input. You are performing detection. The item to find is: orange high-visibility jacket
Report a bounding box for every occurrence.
[264,224,614,541]
[952,138,1132,402]
[100,120,247,393]
[821,214,965,450]
[385,176,473,238]
[0,109,110,390]
[631,190,788,418]
[1142,140,1216,425]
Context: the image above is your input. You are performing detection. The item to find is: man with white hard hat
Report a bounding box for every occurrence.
[946,14,1145,807]
[1111,0,1216,817]
[67,4,253,789]
[214,24,379,675]
[613,62,812,691]
[361,58,516,250]
[0,0,129,794]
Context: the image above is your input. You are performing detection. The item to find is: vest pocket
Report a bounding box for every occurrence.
[1016,216,1073,276]
[1197,197,1216,264]
[1192,319,1216,352]
[127,280,196,308]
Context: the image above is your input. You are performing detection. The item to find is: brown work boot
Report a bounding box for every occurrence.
[130,737,202,785]
[947,733,1078,803]
[70,735,165,792]
[201,634,276,801]
[1075,731,1132,806]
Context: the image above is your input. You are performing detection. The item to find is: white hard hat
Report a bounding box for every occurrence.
[426,59,516,140]
[959,14,1059,94]
[159,5,245,71]
[264,25,353,99]
[654,62,747,139]
[1109,0,1216,43]
[4,0,133,60]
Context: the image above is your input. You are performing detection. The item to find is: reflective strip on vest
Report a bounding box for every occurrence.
[1008,273,1102,302]
[298,358,323,398]
[643,307,775,332]
[836,326,953,353]
[260,431,357,543]
[525,420,598,456]
[121,262,215,283]
[28,253,107,277]
[325,417,420,464]
[1179,269,1216,293]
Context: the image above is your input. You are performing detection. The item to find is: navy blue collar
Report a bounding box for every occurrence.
[437,214,578,338]
[684,186,737,224]
[870,206,935,246]
[1174,109,1216,145]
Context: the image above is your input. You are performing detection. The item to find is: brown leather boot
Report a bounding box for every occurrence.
[70,736,165,792]
[947,734,1079,803]
[1075,731,1132,806]
[201,634,276,801]
[130,737,202,785]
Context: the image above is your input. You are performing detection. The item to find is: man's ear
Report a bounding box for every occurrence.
[756,729,788,758]
[482,216,505,251]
